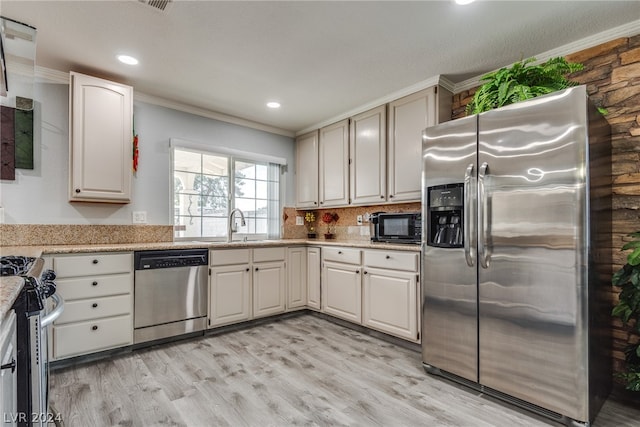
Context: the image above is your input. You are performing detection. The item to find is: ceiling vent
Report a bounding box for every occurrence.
[137,0,172,12]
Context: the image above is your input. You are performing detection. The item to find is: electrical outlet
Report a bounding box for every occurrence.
[132,211,147,224]
[356,215,363,225]
[296,216,304,226]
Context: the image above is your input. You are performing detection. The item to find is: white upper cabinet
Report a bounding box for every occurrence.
[69,72,133,203]
[319,119,350,207]
[295,131,319,208]
[349,105,387,205]
[387,86,451,202]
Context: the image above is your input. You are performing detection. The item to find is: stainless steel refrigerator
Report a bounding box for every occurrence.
[421,85,612,425]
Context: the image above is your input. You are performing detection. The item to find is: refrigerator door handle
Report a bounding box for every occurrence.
[464,163,475,267]
[478,162,490,269]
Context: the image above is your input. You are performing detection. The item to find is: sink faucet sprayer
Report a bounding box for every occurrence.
[227,208,246,242]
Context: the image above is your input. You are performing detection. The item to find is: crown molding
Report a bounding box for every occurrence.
[453,19,640,93]
[296,75,455,136]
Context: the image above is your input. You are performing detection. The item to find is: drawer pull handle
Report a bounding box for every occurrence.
[92,303,98,308]
[92,281,98,286]
[386,255,390,259]
[91,325,98,331]
[92,259,99,264]
[0,359,16,373]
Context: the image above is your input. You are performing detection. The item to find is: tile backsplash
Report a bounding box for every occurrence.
[282,202,421,241]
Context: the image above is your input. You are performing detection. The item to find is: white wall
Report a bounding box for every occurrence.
[0,81,295,224]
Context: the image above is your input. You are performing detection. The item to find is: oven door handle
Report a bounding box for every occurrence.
[41,293,64,327]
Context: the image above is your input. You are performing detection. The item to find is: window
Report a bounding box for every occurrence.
[172,146,282,240]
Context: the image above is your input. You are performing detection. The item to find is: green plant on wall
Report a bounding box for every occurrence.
[466,57,585,115]
[612,232,640,391]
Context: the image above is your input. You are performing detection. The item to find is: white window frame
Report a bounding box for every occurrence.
[171,138,286,241]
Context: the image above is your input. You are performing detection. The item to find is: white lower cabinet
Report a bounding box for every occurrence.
[209,249,251,327]
[50,252,134,360]
[306,247,321,310]
[208,247,286,327]
[321,247,362,323]
[0,311,17,426]
[321,246,420,342]
[286,247,308,311]
[363,249,420,342]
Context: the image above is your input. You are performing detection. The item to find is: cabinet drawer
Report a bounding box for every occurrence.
[253,247,286,263]
[53,253,133,277]
[322,247,361,265]
[210,249,250,266]
[55,294,132,325]
[56,273,132,300]
[53,315,132,359]
[363,250,418,272]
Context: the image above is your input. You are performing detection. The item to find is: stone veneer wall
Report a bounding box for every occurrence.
[453,36,640,387]
[282,203,421,241]
[0,224,174,246]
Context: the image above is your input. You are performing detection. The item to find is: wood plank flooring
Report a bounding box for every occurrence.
[50,314,640,426]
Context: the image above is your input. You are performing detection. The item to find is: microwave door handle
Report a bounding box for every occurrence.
[464,163,475,267]
[478,162,490,269]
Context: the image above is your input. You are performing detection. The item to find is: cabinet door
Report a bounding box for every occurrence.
[253,261,286,318]
[319,119,349,207]
[362,267,418,341]
[322,261,362,323]
[69,72,133,203]
[286,247,307,310]
[387,87,436,202]
[350,105,387,205]
[307,247,321,310]
[295,131,319,208]
[209,264,251,327]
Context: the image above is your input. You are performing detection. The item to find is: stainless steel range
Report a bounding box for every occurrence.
[2,256,64,427]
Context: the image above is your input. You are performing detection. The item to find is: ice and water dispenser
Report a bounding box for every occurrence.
[427,183,464,248]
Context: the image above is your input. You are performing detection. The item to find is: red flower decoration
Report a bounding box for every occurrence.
[322,212,339,224]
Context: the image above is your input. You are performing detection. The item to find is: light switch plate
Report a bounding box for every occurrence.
[296,216,304,226]
[132,211,147,224]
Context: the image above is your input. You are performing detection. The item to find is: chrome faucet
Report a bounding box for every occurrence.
[227,208,246,242]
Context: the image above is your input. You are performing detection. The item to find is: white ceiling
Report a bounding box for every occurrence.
[2,1,640,135]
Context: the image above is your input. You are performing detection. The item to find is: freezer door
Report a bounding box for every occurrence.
[477,87,589,420]
[422,115,478,382]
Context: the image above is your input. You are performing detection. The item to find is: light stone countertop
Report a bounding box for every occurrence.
[0,238,420,320]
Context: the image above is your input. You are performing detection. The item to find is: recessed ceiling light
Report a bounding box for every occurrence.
[266,101,281,109]
[117,55,139,65]
[454,0,475,4]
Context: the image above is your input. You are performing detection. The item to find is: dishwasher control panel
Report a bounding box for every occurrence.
[134,249,209,270]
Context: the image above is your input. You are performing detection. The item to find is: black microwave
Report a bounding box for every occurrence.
[371,212,421,244]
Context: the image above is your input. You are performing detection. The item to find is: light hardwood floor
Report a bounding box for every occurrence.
[50,314,640,427]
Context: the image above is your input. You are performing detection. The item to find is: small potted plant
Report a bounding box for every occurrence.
[304,212,316,238]
[322,212,339,239]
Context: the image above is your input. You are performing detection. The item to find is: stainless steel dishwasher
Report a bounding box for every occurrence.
[133,249,208,344]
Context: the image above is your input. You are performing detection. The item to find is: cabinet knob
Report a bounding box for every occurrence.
[338,251,342,254]
[363,271,368,275]
[0,358,16,373]
[91,325,98,331]
[75,189,81,193]
[386,255,390,259]
[320,202,323,205]
[92,281,98,286]
[92,259,99,264]
[255,267,259,271]
[92,303,98,308]
[314,202,317,205]
[380,195,384,199]
[246,268,250,272]
[389,195,394,198]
